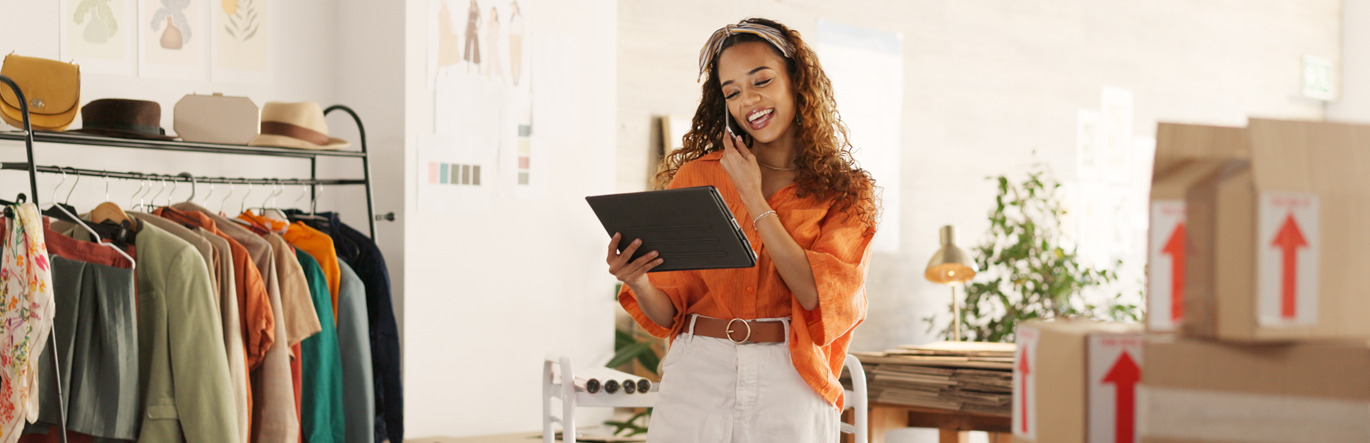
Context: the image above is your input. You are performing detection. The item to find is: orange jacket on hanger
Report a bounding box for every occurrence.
[272,217,341,323]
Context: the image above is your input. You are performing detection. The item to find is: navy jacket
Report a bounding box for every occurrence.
[287,210,402,443]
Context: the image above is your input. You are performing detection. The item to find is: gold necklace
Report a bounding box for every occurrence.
[758,162,796,171]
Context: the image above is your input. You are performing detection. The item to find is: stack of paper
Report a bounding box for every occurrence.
[853,341,1014,416]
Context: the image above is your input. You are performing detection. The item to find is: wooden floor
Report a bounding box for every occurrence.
[405,434,542,443]
[405,429,644,443]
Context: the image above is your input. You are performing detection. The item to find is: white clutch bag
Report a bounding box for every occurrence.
[173,93,259,144]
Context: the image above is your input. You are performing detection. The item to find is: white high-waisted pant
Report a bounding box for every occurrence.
[646,315,839,443]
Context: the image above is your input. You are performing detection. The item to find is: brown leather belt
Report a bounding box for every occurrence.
[690,315,787,344]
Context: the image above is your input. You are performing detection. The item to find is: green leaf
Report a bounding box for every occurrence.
[636,350,661,376]
[606,342,653,369]
[606,409,654,436]
[615,327,635,350]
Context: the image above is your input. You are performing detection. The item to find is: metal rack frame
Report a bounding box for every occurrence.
[0,73,381,442]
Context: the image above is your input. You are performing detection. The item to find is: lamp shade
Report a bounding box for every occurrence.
[925,225,977,284]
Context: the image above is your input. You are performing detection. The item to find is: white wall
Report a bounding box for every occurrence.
[1331,0,1370,122]
[0,0,350,212]
[1,1,1357,440]
[399,0,620,438]
[335,0,408,334]
[616,0,1340,357]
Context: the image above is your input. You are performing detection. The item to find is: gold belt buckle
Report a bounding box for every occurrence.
[725,318,752,344]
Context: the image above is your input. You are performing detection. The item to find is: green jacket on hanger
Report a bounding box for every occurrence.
[134,221,240,442]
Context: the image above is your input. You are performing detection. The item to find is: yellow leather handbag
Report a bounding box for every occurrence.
[0,54,80,131]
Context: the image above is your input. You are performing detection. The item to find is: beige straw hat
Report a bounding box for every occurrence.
[247,101,349,150]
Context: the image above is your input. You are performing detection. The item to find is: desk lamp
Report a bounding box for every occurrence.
[924,225,978,341]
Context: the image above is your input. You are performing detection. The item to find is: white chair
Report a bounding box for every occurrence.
[842,353,870,443]
[544,353,868,442]
[543,355,658,443]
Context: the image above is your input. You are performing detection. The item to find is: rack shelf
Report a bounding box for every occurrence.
[0,163,368,186]
[0,130,367,158]
[0,79,380,240]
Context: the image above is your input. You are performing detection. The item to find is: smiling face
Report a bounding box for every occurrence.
[717,41,797,146]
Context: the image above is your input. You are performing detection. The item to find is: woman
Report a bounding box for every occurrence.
[608,17,878,443]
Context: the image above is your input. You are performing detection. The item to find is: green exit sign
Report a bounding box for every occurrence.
[1301,55,1336,101]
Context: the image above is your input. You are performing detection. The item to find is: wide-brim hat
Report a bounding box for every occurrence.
[247,101,349,150]
[69,98,178,140]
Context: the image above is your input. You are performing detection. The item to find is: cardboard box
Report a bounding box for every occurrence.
[1184,118,1370,342]
[1012,320,1145,443]
[1146,123,1249,332]
[1139,337,1370,442]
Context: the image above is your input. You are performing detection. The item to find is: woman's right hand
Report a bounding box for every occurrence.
[607,233,664,289]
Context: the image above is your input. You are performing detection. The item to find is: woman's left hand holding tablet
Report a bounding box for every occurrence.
[607,232,663,289]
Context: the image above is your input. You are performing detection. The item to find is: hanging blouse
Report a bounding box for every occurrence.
[0,203,54,442]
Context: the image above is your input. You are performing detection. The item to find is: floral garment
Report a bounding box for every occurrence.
[0,203,53,442]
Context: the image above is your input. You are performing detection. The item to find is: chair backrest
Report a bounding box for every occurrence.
[841,353,868,443]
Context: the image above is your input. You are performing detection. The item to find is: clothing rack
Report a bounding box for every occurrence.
[0,73,383,441]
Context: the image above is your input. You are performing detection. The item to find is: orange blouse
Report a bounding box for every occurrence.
[618,151,874,409]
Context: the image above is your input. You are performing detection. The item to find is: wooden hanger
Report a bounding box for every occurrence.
[90,201,132,226]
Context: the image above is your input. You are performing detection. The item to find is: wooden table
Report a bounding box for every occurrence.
[867,403,1012,443]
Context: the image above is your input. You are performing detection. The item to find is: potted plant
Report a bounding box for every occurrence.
[926,162,1140,342]
[604,283,663,437]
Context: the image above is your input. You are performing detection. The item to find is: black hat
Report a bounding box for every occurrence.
[70,98,178,140]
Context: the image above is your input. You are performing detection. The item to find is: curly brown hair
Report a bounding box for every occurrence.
[655,18,879,233]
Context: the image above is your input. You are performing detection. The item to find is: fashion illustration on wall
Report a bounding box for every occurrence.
[221,0,260,42]
[64,0,135,73]
[140,0,205,78]
[74,0,120,44]
[214,0,268,77]
[463,0,481,72]
[435,0,461,75]
[150,0,192,49]
[508,1,523,86]
[424,0,539,206]
[485,6,503,81]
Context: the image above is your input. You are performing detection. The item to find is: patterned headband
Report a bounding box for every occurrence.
[697,22,796,79]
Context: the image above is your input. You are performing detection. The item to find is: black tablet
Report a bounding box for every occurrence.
[587,186,757,272]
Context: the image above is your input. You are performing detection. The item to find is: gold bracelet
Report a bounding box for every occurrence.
[752,210,777,230]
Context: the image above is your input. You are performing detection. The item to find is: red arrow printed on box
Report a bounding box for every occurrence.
[1161,222,1186,321]
[1018,343,1030,434]
[1102,351,1141,443]
[1272,213,1308,319]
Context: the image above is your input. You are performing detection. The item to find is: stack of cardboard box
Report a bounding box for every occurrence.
[1139,119,1370,442]
[854,341,1015,415]
[1010,320,1145,443]
[1011,119,1370,443]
